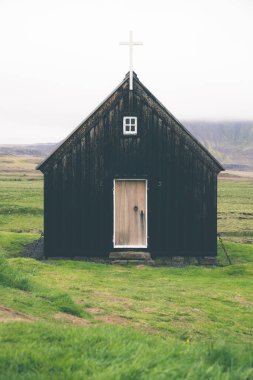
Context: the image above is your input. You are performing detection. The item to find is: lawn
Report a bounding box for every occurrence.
[0,156,252,379]
[218,175,253,243]
[0,253,252,379]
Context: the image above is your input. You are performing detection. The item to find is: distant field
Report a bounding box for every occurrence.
[0,155,43,178]
[0,155,252,379]
[218,171,253,243]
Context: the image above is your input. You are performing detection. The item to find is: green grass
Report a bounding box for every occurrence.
[0,177,43,233]
[4,256,252,342]
[0,323,252,380]
[0,254,32,291]
[0,254,86,318]
[218,177,253,242]
[0,161,252,379]
[0,231,39,257]
[218,241,253,264]
[0,257,252,379]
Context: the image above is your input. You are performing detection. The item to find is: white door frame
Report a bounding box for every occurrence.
[113,179,148,249]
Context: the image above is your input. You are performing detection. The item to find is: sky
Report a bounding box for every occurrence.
[0,0,253,143]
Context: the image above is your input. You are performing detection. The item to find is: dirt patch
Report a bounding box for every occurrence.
[114,270,131,273]
[93,291,133,308]
[96,314,129,326]
[219,170,253,181]
[0,305,34,323]
[96,313,161,334]
[86,307,104,315]
[143,307,157,313]
[234,296,253,307]
[227,170,253,179]
[192,308,201,313]
[54,312,90,325]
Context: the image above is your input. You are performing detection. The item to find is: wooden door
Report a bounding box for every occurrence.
[114,180,147,248]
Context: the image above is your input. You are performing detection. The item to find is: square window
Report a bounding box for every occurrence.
[123,116,137,135]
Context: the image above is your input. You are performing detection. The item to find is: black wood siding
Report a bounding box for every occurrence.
[42,81,219,258]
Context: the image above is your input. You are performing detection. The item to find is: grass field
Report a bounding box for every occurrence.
[0,156,252,379]
[218,172,253,243]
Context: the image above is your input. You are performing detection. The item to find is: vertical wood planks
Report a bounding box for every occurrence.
[43,82,220,258]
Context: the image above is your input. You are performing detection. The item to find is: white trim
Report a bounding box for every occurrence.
[123,116,137,135]
[114,245,147,249]
[113,179,148,249]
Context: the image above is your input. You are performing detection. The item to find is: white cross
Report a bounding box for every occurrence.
[120,31,143,90]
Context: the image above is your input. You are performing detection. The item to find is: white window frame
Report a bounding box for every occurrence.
[113,179,148,249]
[123,116,137,135]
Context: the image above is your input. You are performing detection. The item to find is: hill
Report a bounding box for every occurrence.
[185,120,253,170]
[0,143,56,157]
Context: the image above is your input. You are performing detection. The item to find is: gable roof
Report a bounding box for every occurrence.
[37,72,224,173]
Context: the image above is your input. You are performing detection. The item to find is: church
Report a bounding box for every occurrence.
[37,70,224,261]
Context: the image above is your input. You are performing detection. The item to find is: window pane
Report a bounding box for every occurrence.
[123,116,137,134]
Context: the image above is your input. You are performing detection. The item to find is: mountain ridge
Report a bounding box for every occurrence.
[184,121,253,170]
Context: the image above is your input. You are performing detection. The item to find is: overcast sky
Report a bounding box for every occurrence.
[0,0,252,143]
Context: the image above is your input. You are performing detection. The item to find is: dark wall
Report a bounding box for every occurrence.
[43,83,218,258]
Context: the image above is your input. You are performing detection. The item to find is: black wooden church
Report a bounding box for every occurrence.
[37,72,224,259]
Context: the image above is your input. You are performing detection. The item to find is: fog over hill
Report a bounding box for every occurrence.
[1,121,253,170]
[184,121,253,170]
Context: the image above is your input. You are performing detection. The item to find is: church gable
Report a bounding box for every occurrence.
[37,73,223,174]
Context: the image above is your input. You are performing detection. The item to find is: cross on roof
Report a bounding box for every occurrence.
[120,31,143,90]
